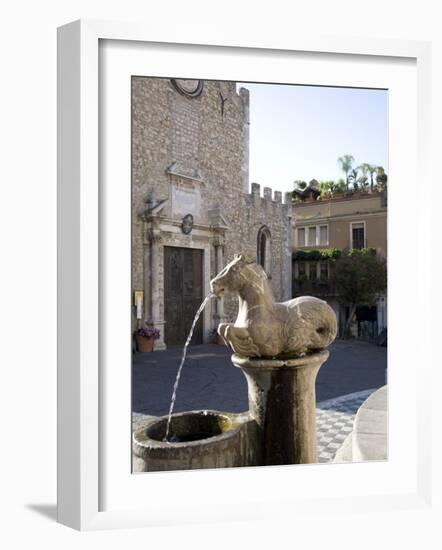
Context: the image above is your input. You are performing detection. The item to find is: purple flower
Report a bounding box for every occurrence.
[137,325,160,339]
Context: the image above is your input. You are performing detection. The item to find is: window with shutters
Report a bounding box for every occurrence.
[351,221,366,249]
[296,224,329,247]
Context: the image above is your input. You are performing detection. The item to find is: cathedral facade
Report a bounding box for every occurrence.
[132,77,292,349]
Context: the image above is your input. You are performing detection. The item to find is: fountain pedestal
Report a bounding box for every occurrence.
[232,350,329,465]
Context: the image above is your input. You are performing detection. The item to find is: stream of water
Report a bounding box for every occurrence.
[164,293,215,442]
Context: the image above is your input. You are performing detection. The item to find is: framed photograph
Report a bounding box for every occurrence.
[57,20,432,530]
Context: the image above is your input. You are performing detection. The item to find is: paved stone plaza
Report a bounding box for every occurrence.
[132,339,386,463]
[132,339,386,415]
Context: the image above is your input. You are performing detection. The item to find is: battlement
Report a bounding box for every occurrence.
[250,182,283,203]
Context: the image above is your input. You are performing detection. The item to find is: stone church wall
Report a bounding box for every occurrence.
[131,76,292,346]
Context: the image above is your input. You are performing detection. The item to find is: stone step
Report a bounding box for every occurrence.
[333,433,353,462]
[352,385,388,461]
[334,385,388,462]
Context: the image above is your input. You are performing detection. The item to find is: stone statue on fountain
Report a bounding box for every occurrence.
[210,254,337,359]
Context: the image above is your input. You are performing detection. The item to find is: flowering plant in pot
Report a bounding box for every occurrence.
[136,324,160,352]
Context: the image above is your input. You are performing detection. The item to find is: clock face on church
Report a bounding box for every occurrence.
[171,79,204,98]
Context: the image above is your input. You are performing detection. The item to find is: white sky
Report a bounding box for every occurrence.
[237,82,388,194]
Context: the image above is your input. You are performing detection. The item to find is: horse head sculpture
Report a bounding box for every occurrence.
[210,254,337,358]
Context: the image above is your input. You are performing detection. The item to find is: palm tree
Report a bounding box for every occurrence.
[357,175,369,191]
[319,180,336,198]
[359,162,369,183]
[359,163,377,191]
[368,164,377,191]
[376,166,388,189]
[335,178,346,193]
[338,155,354,190]
[348,168,359,190]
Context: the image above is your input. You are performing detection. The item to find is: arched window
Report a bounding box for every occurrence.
[257,225,272,276]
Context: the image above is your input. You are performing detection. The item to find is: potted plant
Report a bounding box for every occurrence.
[135,324,160,352]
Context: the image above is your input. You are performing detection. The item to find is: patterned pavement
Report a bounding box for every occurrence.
[316,389,376,462]
[133,388,377,464]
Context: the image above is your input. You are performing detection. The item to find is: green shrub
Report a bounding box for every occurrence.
[293,248,342,261]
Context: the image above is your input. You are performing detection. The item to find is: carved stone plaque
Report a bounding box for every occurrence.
[172,184,201,220]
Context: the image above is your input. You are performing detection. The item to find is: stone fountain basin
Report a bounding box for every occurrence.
[133,410,261,472]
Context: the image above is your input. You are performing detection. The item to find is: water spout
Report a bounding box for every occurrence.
[164,293,215,442]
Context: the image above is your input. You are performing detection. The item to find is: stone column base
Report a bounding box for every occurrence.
[151,320,166,350]
[153,340,167,351]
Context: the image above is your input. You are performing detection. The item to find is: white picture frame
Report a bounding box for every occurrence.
[57,19,433,531]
